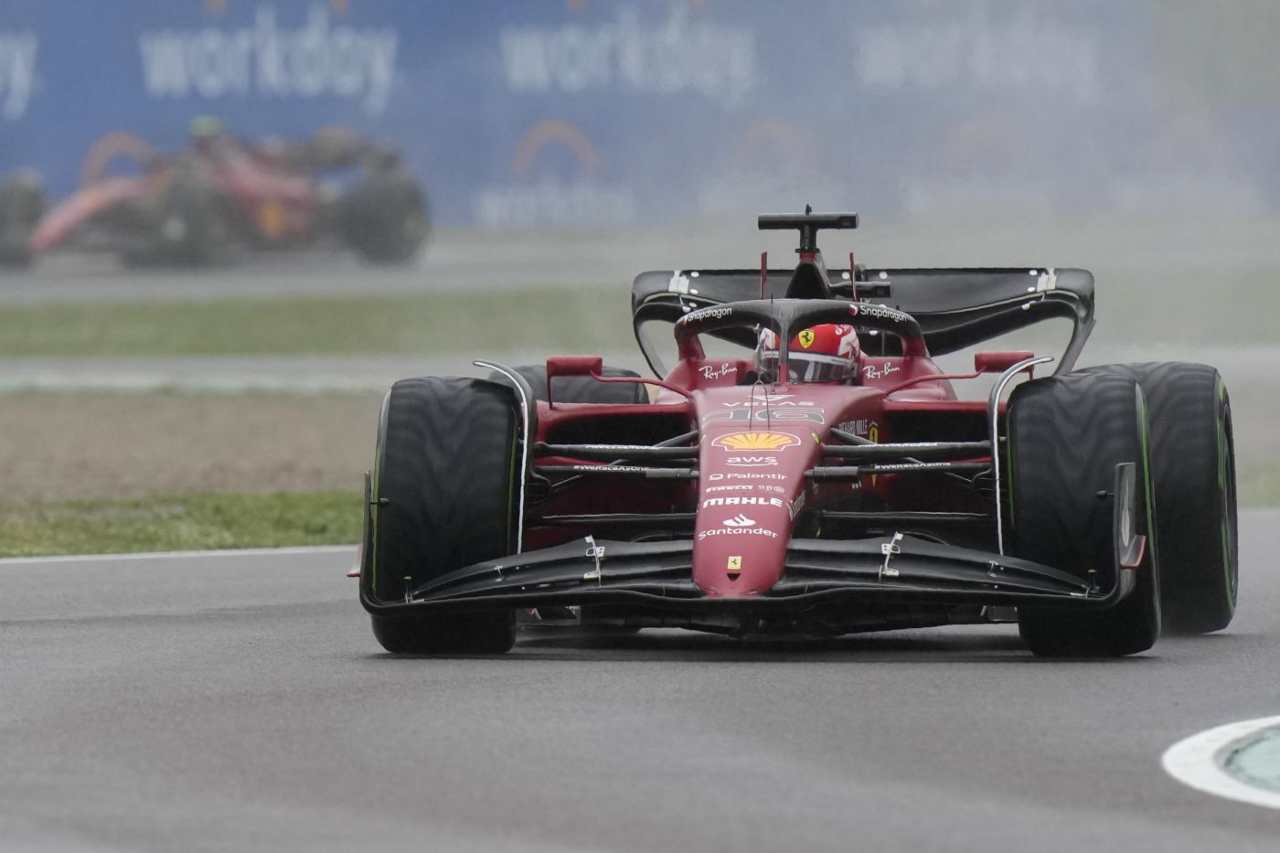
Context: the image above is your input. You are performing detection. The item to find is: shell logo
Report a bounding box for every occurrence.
[712,431,802,452]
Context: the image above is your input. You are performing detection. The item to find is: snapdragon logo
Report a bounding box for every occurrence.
[0,31,37,121]
[138,5,397,115]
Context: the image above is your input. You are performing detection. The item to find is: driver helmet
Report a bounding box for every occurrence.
[757,323,860,384]
[188,116,226,152]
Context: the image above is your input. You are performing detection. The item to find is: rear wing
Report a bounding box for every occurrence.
[631,266,1095,377]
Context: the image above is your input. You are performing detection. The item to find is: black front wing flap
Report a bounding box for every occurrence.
[361,465,1142,618]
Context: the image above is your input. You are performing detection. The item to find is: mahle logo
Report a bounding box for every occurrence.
[712,431,800,452]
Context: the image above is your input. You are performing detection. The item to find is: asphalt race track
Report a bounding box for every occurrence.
[3,517,1279,853]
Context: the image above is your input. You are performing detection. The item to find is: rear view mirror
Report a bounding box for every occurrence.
[545,356,603,379]
[974,351,1035,374]
[544,356,603,405]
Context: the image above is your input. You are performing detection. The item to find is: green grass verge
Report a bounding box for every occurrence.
[0,474,1273,560]
[0,266,1274,358]
[0,287,632,358]
[0,490,361,557]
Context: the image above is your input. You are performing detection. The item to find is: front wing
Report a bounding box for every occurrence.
[360,465,1144,619]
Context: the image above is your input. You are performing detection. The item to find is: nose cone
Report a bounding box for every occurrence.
[692,416,817,597]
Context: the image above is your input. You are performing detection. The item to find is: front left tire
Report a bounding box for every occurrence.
[364,377,520,654]
[1007,367,1162,657]
[1096,362,1238,634]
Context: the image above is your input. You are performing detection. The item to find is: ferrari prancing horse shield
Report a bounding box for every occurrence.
[798,329,815,348]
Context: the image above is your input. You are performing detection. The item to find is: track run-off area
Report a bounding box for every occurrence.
[1,513,1278,852]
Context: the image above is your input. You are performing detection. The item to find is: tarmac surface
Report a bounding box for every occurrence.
[2,515,1278,852]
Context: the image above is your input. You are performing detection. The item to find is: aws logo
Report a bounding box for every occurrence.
[711,431,801,452]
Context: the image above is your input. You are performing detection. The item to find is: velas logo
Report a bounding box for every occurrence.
[712,431,801,452]
[798,329,815,349]
[703,408,825,425]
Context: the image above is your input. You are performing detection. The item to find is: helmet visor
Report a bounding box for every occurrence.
[757,351,852,384]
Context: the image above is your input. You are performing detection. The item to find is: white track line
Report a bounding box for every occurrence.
[1162,716,1280,809]
[0,544,357,567]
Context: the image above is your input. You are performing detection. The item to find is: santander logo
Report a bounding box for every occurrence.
[722,514,755,527]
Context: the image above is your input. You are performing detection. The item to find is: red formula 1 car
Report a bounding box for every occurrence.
[356,212,1238,657]
[0,125,427,268]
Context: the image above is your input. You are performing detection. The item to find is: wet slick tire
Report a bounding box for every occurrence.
[0,173,44,268]
[1099,363,1238,634]
[1008,368,1161,657]
[339,171,428,265]
[127,174,232,267]
[368,377,519,654]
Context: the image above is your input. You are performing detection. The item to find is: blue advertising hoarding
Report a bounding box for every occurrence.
[0,1,1273,226]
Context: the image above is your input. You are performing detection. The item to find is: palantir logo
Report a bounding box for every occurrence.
[137,4,397,115]
[0,31,38,121]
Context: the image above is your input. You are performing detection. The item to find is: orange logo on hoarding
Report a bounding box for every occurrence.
[257,200,287,239]
[712,431,801,452]
[511,119,601,178]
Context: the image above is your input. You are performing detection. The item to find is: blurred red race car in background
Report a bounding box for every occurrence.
[0,120,428,268]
